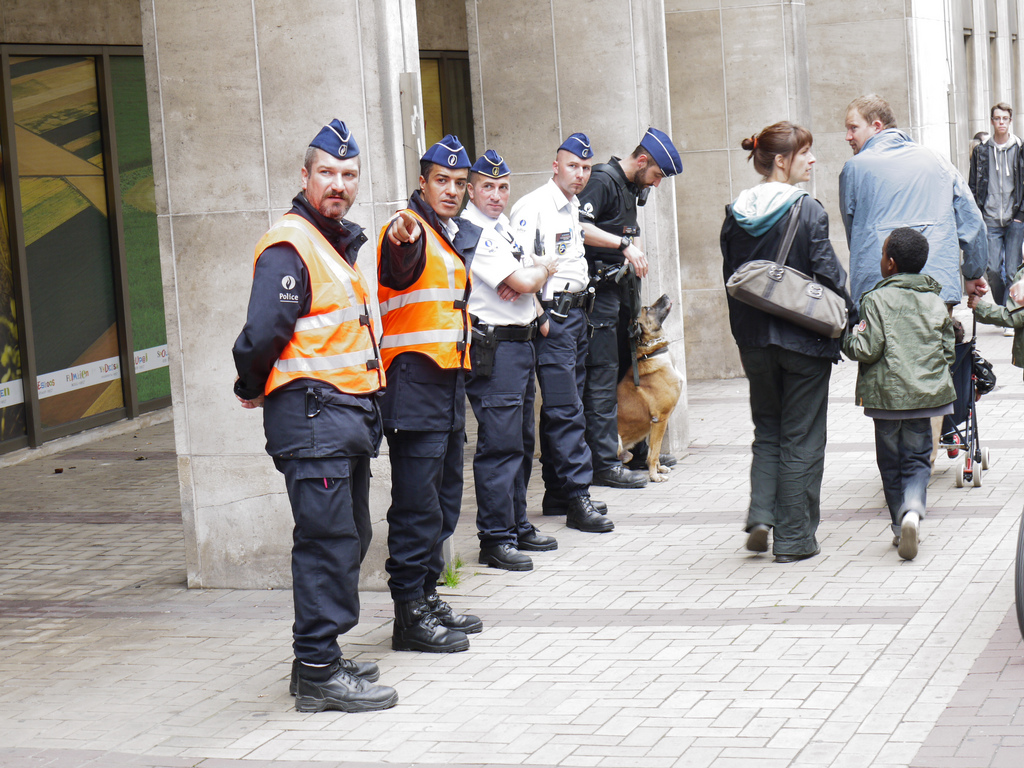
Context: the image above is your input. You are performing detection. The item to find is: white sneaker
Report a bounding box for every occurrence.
[898,512,920,561]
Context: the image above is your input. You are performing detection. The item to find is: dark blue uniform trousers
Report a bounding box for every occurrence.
[583,286,622,472]
[276,455,371,665]
[385,428,464,601]
[466,338,536,548]
[534,307,593,493]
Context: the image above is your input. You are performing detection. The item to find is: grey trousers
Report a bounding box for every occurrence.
[740,346,831,557]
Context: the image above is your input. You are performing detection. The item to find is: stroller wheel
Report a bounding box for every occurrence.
[972,465,983,487]
[956,464,966,488]
[981,447,991,471]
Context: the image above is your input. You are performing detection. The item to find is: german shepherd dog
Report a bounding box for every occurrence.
[616,294,683,483]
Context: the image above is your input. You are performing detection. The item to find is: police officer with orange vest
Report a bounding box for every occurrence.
[233,120,398,713]
[377,135,484,653]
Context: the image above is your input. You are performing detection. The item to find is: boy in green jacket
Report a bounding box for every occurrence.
[969,264,1024,373]
[842,228,956,561]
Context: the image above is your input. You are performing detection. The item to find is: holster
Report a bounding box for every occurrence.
[470,325,497,378]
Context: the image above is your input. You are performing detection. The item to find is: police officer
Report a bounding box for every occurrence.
[509,133,613,534]
[578,128,683,485]
[377,135,484,652]
[232,120,398,712]
[463,150,560,571]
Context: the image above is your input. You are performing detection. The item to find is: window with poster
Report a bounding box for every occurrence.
[0,45,169,453]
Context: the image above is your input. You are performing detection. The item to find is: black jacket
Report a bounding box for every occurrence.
[231,194,380,459]
[577,157,640,271]
[968,138,1024,221]
[377,190,482,433]
[720,196,854,361]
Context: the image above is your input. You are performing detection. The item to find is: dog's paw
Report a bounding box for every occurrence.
[649,471,668,483]
[657,464,671,475]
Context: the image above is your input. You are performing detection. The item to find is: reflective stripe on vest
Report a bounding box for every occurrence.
[254,214,384,396]
[376,209,471,371]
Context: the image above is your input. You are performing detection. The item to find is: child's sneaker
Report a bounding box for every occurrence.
[898,512,920,561]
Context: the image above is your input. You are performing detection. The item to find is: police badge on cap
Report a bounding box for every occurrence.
[471,149,511,178]
[639,127,682,176]
[309,119,360,159]
[558,132,592,159]
[421,134,471,169]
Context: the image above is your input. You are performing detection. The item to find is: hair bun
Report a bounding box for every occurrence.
[741,135,757,151]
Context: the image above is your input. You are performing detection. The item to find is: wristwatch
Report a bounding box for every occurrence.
[618,236,631,251]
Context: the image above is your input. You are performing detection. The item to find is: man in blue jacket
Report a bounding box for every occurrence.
[839,94,988,308]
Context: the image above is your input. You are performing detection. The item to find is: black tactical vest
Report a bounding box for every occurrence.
[581,159,641,270]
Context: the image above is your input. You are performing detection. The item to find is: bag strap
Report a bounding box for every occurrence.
[773,197,804,266]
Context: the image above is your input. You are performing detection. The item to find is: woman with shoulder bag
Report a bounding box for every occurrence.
[720,121,854,563]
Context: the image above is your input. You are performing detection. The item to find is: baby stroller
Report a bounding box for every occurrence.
[938,318,992,487]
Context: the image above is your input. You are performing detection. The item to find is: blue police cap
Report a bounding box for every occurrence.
[421,134,471,169]
[558,132,593,159]
[471,149,510,178]
[639,127,682,176]
[309,119,359,159]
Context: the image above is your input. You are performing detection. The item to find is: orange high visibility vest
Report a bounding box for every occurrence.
[254,214,384,396]
[377,209,471,372]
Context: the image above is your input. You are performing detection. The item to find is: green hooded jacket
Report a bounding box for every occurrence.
[973,264,1024,368]
[841,273,956,410]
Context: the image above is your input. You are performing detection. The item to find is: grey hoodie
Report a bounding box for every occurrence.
[983,134,1021,225]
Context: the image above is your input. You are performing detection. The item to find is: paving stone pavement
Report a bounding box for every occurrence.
[1,315,1023,767]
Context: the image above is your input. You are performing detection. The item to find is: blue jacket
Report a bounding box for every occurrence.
[839,129,986,307]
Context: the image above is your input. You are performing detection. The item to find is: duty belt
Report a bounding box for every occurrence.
[541,290,590,311]
[471,317,536,342]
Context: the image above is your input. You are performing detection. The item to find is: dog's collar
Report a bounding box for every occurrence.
[636,337,671,362]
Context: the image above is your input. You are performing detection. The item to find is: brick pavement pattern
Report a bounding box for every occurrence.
[1,316,1023,767]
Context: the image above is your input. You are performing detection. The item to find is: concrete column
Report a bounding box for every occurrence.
[466,0,689,450]
[140,0,419,588]
[666,0,813,380]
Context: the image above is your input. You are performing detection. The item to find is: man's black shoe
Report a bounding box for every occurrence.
[774,547,820,564]
[566,495,614,533]
[424,591,483,634]
[480,543,534,571]
[625,453,678,471]
[542,488,608,516]
[592,465,649,489]
[294,661,398,713]
[518,525,558,552]
[393,598,470,652]
[289,657,380,696]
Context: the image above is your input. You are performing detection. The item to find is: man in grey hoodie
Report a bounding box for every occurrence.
[969,102,1024,306]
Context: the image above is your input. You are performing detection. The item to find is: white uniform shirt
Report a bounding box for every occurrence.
[463,201,537,327]
[509,178,589,301]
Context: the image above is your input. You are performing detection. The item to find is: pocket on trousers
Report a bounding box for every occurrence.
[536,362,579,407]
[482,392,523,409]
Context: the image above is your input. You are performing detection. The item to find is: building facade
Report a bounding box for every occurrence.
[0,0,1019,586]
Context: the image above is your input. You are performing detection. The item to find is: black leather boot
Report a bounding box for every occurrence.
[567,494,615,533]
[592,464,649,489]
[542,488,608,516]
[289,657,380,696]
[294,659,398,713]
[393,598,470,652]
[424,591,483,634]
